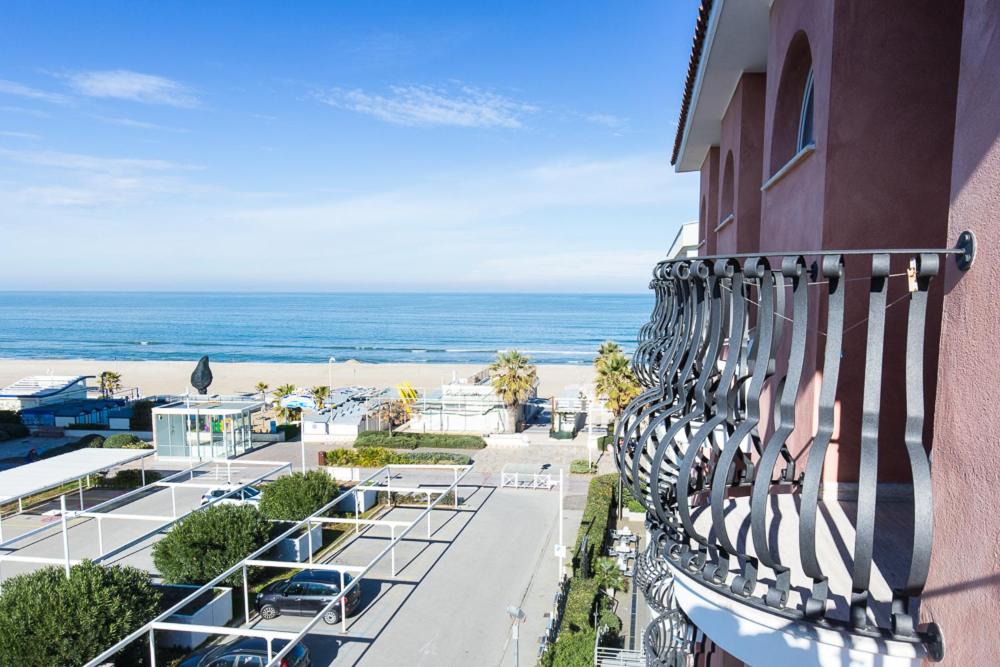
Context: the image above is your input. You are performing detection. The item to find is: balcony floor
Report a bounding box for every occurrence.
[685,487,916,628]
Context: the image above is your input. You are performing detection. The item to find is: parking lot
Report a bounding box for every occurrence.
[230,470,575,666]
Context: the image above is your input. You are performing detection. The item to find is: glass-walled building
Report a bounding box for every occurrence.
[152,397,263,460]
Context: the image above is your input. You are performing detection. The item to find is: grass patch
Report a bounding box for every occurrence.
[355,431,486,450]
[569,459,597,475]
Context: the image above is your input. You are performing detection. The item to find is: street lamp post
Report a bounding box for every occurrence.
[506,605,525,667]
[328,357,336,392]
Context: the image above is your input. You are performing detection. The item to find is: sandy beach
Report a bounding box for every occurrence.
[0,358,595,399]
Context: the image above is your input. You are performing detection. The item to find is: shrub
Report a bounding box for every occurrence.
[573,474,616,576]
[355,431,486,450]
[276,423,300,440]
[80,434,106,448]
[569,459,596,474]
[99,469,162,490]
[541,628,597,667]
[260,470,340,522]
[324,447,472,467]
[0,422,29,438]
[129,399,154,431]
[0,431,8,443]
[0,560,160,667]
[104,433,151,449]
[153,505,272,587]
[622,487,645,514]
[0,410,21,425]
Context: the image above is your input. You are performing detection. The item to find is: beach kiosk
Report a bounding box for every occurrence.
[152,396,264,460]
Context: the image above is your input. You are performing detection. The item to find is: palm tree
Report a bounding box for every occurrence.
[594,341,623,369]
[594,556,628,594]
[310,385,330,411]
[595,351,641,420]
[255,382,269,403]
[272,383,298,423]
[489,350,537,433]
[99,371,122,398]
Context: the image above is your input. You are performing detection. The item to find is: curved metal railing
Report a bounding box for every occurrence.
[614,240,974,661]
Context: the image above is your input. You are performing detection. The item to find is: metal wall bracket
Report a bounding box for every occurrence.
[955,230,976,271]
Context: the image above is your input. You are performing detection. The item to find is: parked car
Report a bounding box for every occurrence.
[255,568,362,625]
[177,636,310,667]
[200,484,261,508]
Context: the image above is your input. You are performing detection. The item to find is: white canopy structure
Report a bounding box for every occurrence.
[0,448,154,504]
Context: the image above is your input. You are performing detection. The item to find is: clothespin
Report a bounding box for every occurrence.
[907,259,918,293]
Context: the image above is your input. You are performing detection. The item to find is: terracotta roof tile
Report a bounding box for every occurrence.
[671,0,714,166]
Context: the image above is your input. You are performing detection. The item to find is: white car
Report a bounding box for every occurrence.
[200,484,261,508]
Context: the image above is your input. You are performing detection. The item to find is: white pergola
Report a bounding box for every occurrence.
[82,463,475,667]
[0,448,155,543]
[0,457,291,580]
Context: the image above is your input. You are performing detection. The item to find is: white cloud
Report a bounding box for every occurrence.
[0,147,204,208]
[67,70,199,108]
[93,115,189,133]
[583,112,628,131]
[0,79,70,105]
[0,131,40,140]
[314,84,537,129]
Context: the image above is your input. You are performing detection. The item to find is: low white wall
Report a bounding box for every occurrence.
[161,586,233,650]
[272,524,323,562]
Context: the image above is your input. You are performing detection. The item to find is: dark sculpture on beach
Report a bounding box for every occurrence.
[191,355,213,395]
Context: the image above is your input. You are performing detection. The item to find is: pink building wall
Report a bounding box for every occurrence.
[922,0,1000,663]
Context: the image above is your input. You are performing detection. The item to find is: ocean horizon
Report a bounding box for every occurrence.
[0,291,652,365]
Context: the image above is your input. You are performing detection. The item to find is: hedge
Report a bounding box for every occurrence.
[104,433,152,449]
[569,459,596,475]
[0,411,21,425]
[0,561,160,667]
[540,628,597,667]
[355,431,486,450]
[573,474,617,576]
[324,447,472,467]
[260,470,340,522]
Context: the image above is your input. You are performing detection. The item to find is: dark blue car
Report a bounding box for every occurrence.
[177,636,310,667]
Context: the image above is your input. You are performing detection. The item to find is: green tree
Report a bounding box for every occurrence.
[0,561,160,667]
[152,505,272,587]
[255,382,269,402]
[594,351,641,420]
[489,349,537,433]
[99,371,123,398]
[593,340,623,369]
[310,385,330,411]
[260,470,340,521]
[272,383,299,424]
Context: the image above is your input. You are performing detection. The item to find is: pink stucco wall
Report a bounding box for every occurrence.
[699,147,720,254]
[921,1,1000,663]
[717,74,765,255]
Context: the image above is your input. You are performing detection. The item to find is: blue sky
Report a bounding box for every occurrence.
[0,1,700,292]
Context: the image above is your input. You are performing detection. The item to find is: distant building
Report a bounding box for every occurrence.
[302,387,389,442]
[152,396,264,460]
[666,220,700,259]
[409,369,537,434]
[550,383,615,439]
[0,375,92,412]
[20,398,126,429]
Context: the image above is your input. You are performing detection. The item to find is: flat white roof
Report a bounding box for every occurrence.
[0,375,91,398]
[0,448,155,502]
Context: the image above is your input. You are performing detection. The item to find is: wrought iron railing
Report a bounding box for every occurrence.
[614,238,975,662]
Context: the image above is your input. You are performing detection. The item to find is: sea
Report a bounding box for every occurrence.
[0,292,652,365]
